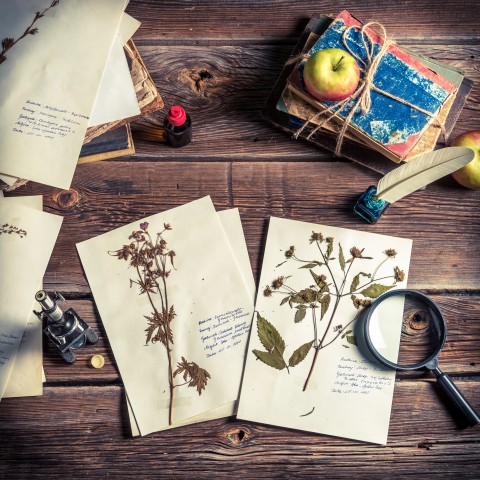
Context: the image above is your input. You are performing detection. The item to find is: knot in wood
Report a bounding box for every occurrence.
[402,309,430,336]
[55,188,80,209]
[225,427,248,445]
[179,67,215,97]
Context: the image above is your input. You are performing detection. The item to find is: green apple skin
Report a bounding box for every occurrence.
[303,48,360,102]
[450,130,480,189]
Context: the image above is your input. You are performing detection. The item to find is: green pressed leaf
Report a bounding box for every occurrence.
[326,241,333,260]
[346,335,357,346]
[359,283,395,299]
[294,307,307,323]
[288,340,314,367]
[350,272,370,293]
[299,262,322,269]
[253,349,286,370]
[280,296,290,306]
[339,243,345,272]
[256,313,286,355]
[318,294,331,320]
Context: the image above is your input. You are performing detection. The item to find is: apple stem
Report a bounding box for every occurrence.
[332,56,345,72]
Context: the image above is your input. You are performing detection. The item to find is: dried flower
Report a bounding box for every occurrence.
[263,286,273,297]
[351,295,372,309]
[394,266,405,282]
[350,247,362,258]
[385,249,397,257]
[285,246,295,258]
[272,276,285,290]
[140,222,149,231]
[29,28,38,35]
[164,223,172,230]
[326,237,334,244]
[310,232,323,243]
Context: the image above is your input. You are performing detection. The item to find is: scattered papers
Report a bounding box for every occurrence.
[0,198,62,399]
[77,197,255,436]
[0,0,127,189]
[237,217,412,444]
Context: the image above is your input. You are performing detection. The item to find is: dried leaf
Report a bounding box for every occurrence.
[256,312,285,355]
[280,296,290,306]
[346,335,357,346]
[173,357,211,395]
[299,262,322,269]
[359,283,395,299]
[294,307,307,323]
[288,340,314,367]
[318,294,331,320]
[326,241,334,260]
[2,38,14,51]
[253,349,286,370]
[339,243,345,272]
[309,270,327,289]
[350,272,371,293]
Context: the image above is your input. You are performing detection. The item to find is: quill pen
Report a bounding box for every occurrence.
[354,147,475,223]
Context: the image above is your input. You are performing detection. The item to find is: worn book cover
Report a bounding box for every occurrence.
[287,10,457,162]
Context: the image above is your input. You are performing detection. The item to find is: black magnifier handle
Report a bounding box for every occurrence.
[430,365,480,427]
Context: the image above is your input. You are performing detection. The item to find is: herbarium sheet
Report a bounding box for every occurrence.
[237,217,412,444]
[77,197,255,435]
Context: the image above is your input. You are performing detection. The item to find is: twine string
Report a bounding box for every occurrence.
[291,22,446,155]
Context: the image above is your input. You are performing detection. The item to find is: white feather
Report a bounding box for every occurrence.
[376,147,475,204]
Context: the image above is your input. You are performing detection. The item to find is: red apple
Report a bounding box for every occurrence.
[450,130,480,189]
[303,48,360,102]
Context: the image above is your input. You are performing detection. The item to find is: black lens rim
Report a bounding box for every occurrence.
[363,289,447,370]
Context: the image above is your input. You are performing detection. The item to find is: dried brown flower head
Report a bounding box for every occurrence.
[263,286,273,297]
[385,249,397,257]
[140,222,149,231]
[394,266,405,282]
[164,223,172,230]
[272,276,285,290]
[310,232,323,243]
[285,246,295,258]
[350,247,363,258]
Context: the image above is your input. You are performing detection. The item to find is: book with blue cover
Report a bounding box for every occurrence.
[287,11,458,162]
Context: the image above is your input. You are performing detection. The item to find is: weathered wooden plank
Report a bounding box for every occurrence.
[10,161,479,292]
[128,44,480,161]
[125,1,480,42]
[0,382,479,478]
[39,295,480,384]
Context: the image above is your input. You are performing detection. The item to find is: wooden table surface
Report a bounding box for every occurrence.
[1,1,480,478]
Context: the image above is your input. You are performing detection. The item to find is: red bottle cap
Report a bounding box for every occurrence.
[167,106,187,126]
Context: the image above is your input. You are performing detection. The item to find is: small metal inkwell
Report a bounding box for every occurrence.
[34,290,98,364]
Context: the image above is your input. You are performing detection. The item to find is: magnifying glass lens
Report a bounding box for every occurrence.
[367,293,444,369]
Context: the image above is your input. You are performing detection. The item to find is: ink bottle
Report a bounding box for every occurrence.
[354,186,389,224]
[164,106,192,148]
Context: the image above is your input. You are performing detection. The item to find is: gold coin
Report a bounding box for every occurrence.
[90,354,105,369]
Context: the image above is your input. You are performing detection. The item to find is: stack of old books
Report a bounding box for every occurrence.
[264,11,472,174]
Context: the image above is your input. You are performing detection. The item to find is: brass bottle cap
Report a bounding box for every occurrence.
[90,354,105,369]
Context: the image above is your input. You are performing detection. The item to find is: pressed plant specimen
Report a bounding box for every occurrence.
[254,232,405,391]
[0,223,27,238]
[1,1,60,66]
[110,222,210,425]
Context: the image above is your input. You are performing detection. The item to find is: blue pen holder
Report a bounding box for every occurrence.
[354,186,389,224]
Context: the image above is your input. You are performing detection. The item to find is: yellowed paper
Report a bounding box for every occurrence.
[127,207,256,436]
[237,217,413,445]
[0,201,62,399]
[0,0,127,189]
[77,197,254,435]
[1,196,43,398]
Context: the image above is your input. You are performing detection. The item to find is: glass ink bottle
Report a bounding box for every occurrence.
[164,105,192,148]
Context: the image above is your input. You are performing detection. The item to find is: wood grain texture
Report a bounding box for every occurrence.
[0,382,479,478]
[2,1,480,476]
[10,161,480,292]
[126,44,480,162]
[125,0,480,42]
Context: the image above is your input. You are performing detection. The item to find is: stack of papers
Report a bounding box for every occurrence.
[77,197,256,435]
[0,0,143,190]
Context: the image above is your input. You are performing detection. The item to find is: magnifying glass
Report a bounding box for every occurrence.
[362,289,480,427]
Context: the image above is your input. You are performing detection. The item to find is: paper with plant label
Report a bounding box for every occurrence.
[127,207,256,435]
[77,197,255,435]
[1,195,44,399]
[0,0,127,189]
[237,217,412,445]
[0,200,62,400]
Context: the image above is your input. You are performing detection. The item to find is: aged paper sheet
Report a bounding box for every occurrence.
[0,0,127,188]
[0,201,62,399]
[237,217,412,444]
[1,196,43,398]
[127,207,256,435]
[77,197,254,435]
